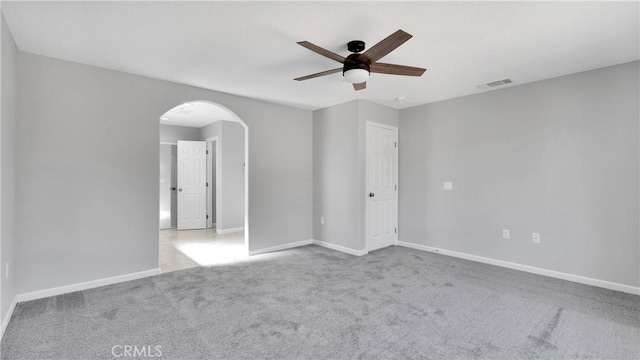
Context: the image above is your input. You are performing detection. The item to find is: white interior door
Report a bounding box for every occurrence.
[177,140,207,230]
[366,123,398,251]
[206,141,213,229]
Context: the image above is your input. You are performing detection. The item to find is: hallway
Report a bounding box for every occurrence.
[160,228,245,272]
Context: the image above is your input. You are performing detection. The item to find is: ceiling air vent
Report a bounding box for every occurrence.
[477,78,513,90]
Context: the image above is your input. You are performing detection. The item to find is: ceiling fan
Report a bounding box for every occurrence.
[294,29,426,91]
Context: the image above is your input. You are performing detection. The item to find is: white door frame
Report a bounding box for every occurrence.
[159,141,179,230]
[365,121,399,251]
[159,143,174,230]
[205,136,220,230]
[205,136,220,228]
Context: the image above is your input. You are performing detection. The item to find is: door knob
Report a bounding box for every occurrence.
[369,192,375,197]
[178,188,183,192]
[170,187,176,191]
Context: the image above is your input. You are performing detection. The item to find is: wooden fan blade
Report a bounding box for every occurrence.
[294,68,342,81]
[353,82,366,91]
[297,41,345,63]
[370,63,426,77]
[362,30,412,63]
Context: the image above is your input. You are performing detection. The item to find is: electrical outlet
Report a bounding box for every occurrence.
[320,217,325,225]
[502,229,510,239]
[532,233,541,243]
[443,182,453,191]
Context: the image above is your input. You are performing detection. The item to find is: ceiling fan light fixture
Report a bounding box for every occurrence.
[295,30,425,90]
[343,68,370,84]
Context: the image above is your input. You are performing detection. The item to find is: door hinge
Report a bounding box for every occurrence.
[206,215,209,219]
[394,227,397,234]
[395,184,397,190]
[206,182,209,187]
[206,150,209,155]
[394,141,397,148]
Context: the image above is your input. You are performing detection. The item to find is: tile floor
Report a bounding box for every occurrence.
[160,228,245,273]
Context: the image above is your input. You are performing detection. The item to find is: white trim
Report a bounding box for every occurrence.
[366,121,399,131]
[205,140,215,229]
[16,268,161,303]
[398,241,640,295]
[249,239,313,256]
[205,135,221,232]
[313,240,368,256]
[1,296,17,340]
[216,227,244,235]
[247,239,369,257]
[2,268,160,341]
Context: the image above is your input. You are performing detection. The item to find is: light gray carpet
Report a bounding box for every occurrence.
[2,245,639,360]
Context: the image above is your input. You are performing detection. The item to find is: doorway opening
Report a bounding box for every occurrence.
[158,101,248,272]
[365,121,398,252]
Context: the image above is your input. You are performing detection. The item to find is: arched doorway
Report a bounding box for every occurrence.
[158,100,248,272]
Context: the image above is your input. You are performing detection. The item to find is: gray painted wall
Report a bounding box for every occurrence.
[1,14,17,324]
[200,121,220,140]
[358,100,400,128]
[313,101,360,249]
[16,52,312,294]
[219,121,245,230]
[313,100,399,251]
[160,124,200,143]
[399,61,639,287]
[201,120,245,230]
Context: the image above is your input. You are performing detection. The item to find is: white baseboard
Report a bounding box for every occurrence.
[248,239,313,256]
[312,240,368,256]
[1,296,18,340]
[247,239,368,257]
[1,268,160,342]
[16,268,161,303]
[216,227,244,235]
[398,241,640,295]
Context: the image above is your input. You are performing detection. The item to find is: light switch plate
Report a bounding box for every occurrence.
[444,182,453,191]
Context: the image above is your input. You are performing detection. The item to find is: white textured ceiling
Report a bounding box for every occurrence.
[2,1,638,110]
[160,101,235,128]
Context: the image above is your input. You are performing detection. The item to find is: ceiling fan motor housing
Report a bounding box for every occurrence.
[343,53,370,74]
[347,40,366,53]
